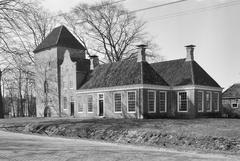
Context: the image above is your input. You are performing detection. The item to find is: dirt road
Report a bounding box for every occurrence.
[0,130,239,161]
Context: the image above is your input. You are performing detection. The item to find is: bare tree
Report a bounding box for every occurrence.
[63,0,158,63]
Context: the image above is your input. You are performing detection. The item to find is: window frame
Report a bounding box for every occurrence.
[127,91,136,113]
[77,96,83,113]
[232,103,238,109]
[114,92,122,113]
[212,92,219,112]
[159,91,167,113]
[63,97,67,110]
[148,90,156,113]
[177,91,188,112]
[87,95,93,113]
[197,91,204,112]
[206,91,212,112]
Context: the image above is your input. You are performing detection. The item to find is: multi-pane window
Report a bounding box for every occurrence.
[87,95,93,112]
[63,97,67,110]
[232,103,238,108]
[159,91,167,112]
[212,92,219,111]
[148,91,156,113]
[178,92,188,112]
[70,96,74,102]
[128,91,136,112]
[206,92,212,112]
[197,91,204,112]
[114,93,122,112]
[69,80,73,89]
[77,96,83,113]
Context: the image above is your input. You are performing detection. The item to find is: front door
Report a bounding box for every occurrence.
[70,102,74,116]
[98,94,104,116]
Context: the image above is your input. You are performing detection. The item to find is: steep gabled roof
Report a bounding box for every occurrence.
[33,25,85,53]
[80,59,168,89]
[151,59,220,87]
[223,84,240,98]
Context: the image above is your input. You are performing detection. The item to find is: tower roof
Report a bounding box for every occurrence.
[33,25,85,53]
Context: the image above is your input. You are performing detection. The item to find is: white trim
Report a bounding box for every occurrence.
[87,95,93,113]
[113,92,122,113]
[77,84,170,94]
[213,92,219,112]
[232,103,239,109]
[177,91,188,112]
[197,91,204,112]
[148,90,156,113]
[97,93,104,116]
[159,91,167,113]
[206,91,212,112]
[173,85,223,92]
[127,91,136,113]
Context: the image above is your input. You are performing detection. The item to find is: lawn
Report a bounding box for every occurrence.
[0,117,240,153]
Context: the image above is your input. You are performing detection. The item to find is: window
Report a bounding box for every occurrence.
[178,92,188,112]
[114,93,122,112]
[128,91,136,112]
[148,91,156,113]
[232,103,238,108]
[87,95,93,112]
[212,92,219,111]
[159,91,167,112]
[77,96,83,113]
[197,91,204,112]
[70,96,74,102]
[206,92,212,112]
[63,97,67,110]
[69,80,73,89]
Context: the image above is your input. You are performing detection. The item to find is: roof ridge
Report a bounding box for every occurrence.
[151,58,185,64]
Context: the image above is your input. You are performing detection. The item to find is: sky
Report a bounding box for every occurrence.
[41,0,240,90]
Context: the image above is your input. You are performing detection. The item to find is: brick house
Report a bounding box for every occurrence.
[222,84,240,109]
[34,25,223,119]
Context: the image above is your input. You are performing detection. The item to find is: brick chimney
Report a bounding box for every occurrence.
[185,45,196,61]
[90,55,99,70]
[137,44,147,62]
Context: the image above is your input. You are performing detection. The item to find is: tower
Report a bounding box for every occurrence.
[33,25,86,117]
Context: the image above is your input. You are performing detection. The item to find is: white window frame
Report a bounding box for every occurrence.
[159,91,167,113]
[127,91,136,113]
[213,92,219,112]
[148,90,156,113]
[114,92,122,113]
[69,80,73,89]
[232,103,238,109]
[197,91,204,112]
[77,96,83,113]
[63,97,67,110]
[177,91,188,112]
[97,93,104,116]
[87,95,93,113]
[206,91,212,112]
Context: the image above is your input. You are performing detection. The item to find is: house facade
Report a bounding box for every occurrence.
[34,25,223,119]
[222,83,240,109]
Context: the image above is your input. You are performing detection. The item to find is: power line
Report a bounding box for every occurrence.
[147,0,240,23]
[129,0,189,14]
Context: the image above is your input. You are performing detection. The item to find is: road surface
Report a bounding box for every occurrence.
[0,130,239,161]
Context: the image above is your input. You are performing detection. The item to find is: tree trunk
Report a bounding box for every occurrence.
[0,69,4,118]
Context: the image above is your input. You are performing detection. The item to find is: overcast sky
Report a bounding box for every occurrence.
[42,0,240,89]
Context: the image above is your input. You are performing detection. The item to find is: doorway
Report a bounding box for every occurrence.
[70,102,74,116]
[98,94,104,116]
